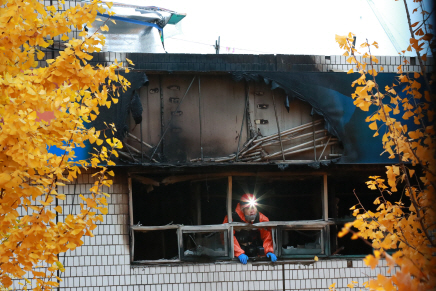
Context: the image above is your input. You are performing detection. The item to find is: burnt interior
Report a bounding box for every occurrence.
[280,229,323,256]
[232,176,323,221]
[198,178,228,225]
[134,178,228,226]
[131,167,396,260]
[132,180,196,226]
[133,229,178,261]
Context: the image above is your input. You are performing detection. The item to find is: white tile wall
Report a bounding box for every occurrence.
[12,173,392,290]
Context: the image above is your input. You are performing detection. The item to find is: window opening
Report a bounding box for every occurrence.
[133,229,179,261]
[330,224,372,256]
[328,173,405,256]
[279,228,324,256]
[130,172,378,263]
[232,175,323,221]
[132,180,196,226]
[198,178,227,225]
[180,229,230,261]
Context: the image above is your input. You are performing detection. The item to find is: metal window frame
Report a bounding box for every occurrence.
[131,225,181,263]
[276,225,329,258]
[128,173,332,263]
[179,225,232,261]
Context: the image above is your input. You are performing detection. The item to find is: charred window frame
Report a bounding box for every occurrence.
[128,175,233,264]
[128,173,342,264]
[179,225,231,261]
[276,224,329,258]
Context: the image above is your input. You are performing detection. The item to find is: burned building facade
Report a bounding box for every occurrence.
[46,52,433,291]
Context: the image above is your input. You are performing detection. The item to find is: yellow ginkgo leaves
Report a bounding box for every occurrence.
[0,0,129,290]
[336,28,435,291]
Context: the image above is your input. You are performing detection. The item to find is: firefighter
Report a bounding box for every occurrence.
[223,193,277,264]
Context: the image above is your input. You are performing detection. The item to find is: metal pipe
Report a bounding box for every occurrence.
[272,92,285,161]
[151,76,196,160]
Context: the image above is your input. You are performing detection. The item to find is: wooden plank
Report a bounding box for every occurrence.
[253,119,323,144]
[131,175,160,187]
[118,151,139,163]
[161,171,327,185]
[127,133,153,148]
[262,136,331,159]
[181,225,231,231]
[227,176,232,223]
[259,129,328,150]
[229,220,334,227]
[254,141,337,161]
[227,175,234,258]
[323,174,328,221]
[124,142,158,163]
[132,221,332,231]
[131,225,180,231]
[200,76,247,158]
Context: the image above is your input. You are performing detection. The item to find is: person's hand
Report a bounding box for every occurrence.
[238,254,248,264]
[267,252,277,262]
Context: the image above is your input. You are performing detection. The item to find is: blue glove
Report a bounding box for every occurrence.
[238,254,248,264]
[267,252,277,262]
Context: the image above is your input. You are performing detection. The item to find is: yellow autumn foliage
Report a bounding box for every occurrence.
[0,0,128,289]
[335,1,435,290]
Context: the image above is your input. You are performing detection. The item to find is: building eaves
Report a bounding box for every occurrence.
[82,52,433,74]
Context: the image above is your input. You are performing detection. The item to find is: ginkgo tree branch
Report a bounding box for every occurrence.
[336,2,435,287]
[365,40,436,249]
[403,0,433,98]
[0,1,129,288]
[412,8,434,33]
[347,37,434,252]
[351,189,425,257]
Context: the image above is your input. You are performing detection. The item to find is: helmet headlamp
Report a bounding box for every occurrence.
[241,194,258,209]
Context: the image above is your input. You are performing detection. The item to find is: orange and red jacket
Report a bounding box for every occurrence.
[223,203,274,257]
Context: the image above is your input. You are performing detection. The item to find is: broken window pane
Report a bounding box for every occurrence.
[181,230,229,260]
[133,229,179,261]
[279,228,323,256]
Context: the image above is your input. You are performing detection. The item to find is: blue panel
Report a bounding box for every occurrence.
[250,72,423,164]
